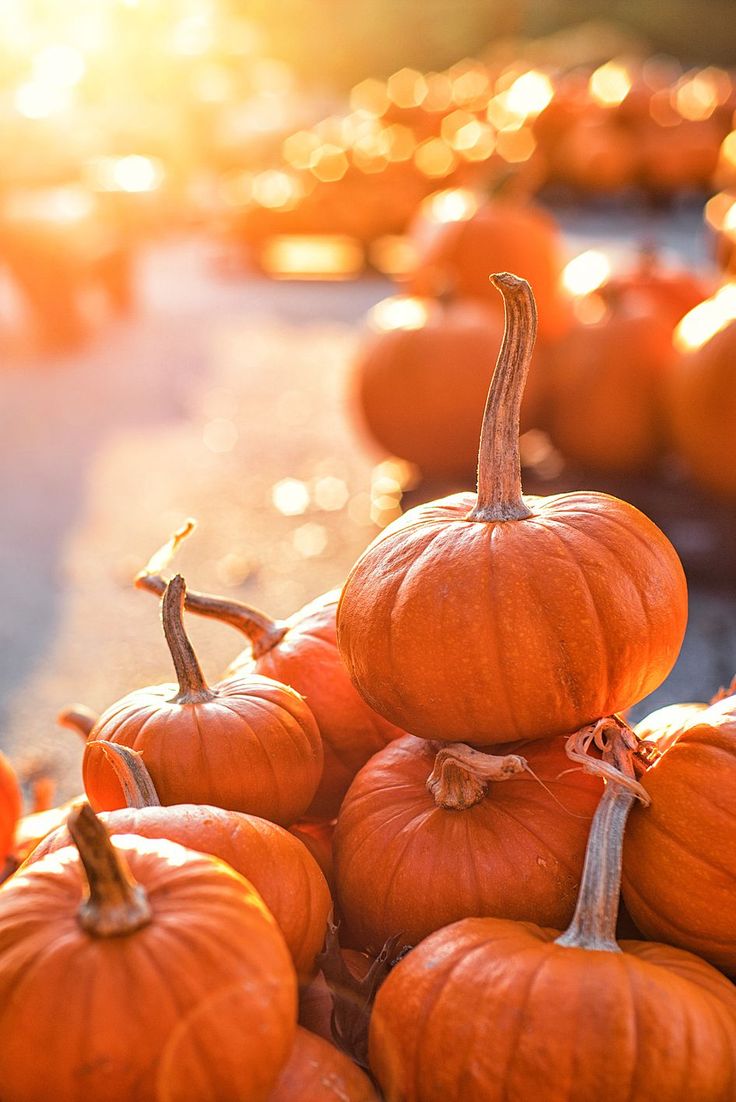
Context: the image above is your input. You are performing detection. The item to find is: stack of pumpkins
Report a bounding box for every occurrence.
[0,276,735,1099]
[352,184,736,503]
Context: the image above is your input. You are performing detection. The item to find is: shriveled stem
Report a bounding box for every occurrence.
[68,803,152,937]
[58,704,99,740]
[136,523,287,658]
[468,272,536,522]
[92,743,162,808]
[556,720,646,953]
[427,743,527,810]
[162,575,213,703]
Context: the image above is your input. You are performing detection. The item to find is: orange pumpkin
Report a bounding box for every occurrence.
[135,541,401,820]
[28,744,331,979]
[270,1027,378,1101]
[406,189,570,341]
[552,119,638,194]
[0,804,297,1101]
[352,294,546,478]
[0,753,21,876]
[623,695,736,974]
[83,575,323,824]
[337,274,688,744]
[369,736,736,1101]
[669,310,736,500]
[334,734,602,952]
[290,818,335,890]
[603,247,710,330]
[546,299,674,473]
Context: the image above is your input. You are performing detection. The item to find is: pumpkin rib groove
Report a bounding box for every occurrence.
[479,526,523,740]
[632,811,735,880]
[534,519,612,710]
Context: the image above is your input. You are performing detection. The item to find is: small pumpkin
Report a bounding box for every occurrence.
[623,692,736,974]
[135,533,401,820]
[290,818,335,890]
[28,743,331,979]
[406,190,570,341]
[270,1027,379,1102]
[83,574,323,824]
[369,725,736,1102]
[669,306,736,500]
[337,274,688,744]
[0,804,297,1101]
[603,246,710,330]
[334,734,602,952]
[352,293,546,479]
[546,297,674,473]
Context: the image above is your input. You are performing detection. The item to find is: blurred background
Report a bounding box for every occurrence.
[2,0,736,807]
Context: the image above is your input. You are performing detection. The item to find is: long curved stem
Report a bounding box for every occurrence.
[68,804,151,937]
[93,743,162,808]
[162,575,213,704]
[468,272,536,522]
[555,723,642,953]
[138,573,287,658]
[58,704,99,740]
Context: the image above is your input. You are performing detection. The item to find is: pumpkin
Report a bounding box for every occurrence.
[546,298,674,473]
[369,727,736,1101]
[28,744,331,979]
[290,818,335,890]
[270,1027,379,1102]
[0,803,296,1101]
[406,189,570,341]
[352,294,546,479]
[135,534,401,820]
[552,118,638,194]
[640,119,723,194]
[0,752,21,877]
[83,574,323,824]
[603,246,710,330]
[337,274,688,744]
[622,695,736,974]
[669,310,736,500]
[334,734,602,952]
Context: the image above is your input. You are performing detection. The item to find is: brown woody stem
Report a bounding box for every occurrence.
[427,744,527,810]
[468,272,536,522]
[58,704,99,740]
[162,575,213,703]
[136,525,287,659]
[68,803,152,937]
[556,722,645,953]
[92,743,162,808]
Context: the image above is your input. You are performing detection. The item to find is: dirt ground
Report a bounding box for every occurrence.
[1,209,733,805]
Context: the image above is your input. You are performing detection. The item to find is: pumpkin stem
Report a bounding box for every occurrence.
[468,272,536,522]
[68,803,152,937]
[57,704,99,740]
[162,575,214,703]
[136,525,287,659]
[555,720,644,953]
[427,743,527,810]
[318,916,407,1070]
[90,743,162,808]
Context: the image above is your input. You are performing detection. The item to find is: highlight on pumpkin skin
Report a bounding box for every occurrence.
[674,283,736,351]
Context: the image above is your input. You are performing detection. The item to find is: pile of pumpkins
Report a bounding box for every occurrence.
[352,184,736,501]
[0,274,735,1100]
[225,56,736,257]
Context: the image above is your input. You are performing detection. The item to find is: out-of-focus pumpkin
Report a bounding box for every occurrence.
[623,694,736,974]
[337,274,688,744]
[27,744,331,979]
[406,189,570,341]
[0,804,297,1101]
[547,299,674,473]
[369,733,736,1101]
[83,575,323,825]
[334,734,602,952]
[0,753,21,876]
[352,294,546,478]
[135,533,402,820]
[669,304,736,499]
